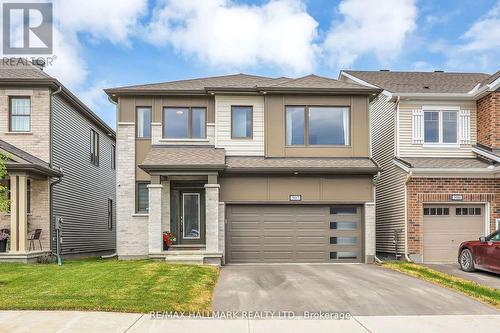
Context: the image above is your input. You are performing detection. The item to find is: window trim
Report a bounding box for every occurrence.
[422,106,460,147]
[136,106,152,139]
[90,129,100,166]
[9,96,31,132]
[285,105,351,147]
[231,105,253,139]
[162,106,207,139]
[136,182,150,213]
[107,198,113,230]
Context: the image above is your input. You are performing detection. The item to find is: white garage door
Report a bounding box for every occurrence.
[423,204,485,263]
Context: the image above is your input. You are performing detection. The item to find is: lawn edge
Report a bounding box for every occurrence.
[379,262,500,310]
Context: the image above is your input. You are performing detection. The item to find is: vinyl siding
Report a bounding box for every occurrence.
[51,95,116,255]
[370,95,406,254]
[398,101,476,157]
[215,95,264,156]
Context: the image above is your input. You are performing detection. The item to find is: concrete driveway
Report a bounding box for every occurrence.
[425,264,500,289]
[213,264,499,316]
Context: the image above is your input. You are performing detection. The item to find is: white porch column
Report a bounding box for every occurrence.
[204,184,220,253]
[364,202,376,263]
[9,174,28,253]
[148,180,163,254]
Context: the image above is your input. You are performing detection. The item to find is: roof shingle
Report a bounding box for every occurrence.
[396,157,494,169]
[140,147,226,170]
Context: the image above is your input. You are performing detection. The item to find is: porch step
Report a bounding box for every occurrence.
[164,254,205,264]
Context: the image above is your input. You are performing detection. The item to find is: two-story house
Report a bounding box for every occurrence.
[340,70,500,263]
[106,74,381,265]
[0,59,116,262]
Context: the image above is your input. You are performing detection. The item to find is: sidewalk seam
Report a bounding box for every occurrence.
[123,314,144,333]
[352,316,373,333]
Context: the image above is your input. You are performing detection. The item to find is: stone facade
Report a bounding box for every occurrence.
[0,88,51,162]
[364,202,376,263]
[116,123,149,258]
[406,177,499,260]
[477,91,500,150]
[204,184,220,253]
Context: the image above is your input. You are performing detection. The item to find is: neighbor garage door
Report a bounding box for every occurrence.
[226,205,363,263]
[423,204,485,263]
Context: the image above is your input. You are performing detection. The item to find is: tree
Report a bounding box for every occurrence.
[0,153,10,212]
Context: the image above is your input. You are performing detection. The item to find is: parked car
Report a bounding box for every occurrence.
[458,230,500,274]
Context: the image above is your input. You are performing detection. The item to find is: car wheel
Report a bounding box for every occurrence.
[459,248,475,272]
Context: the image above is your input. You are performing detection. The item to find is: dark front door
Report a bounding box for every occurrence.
[171,189,205,245]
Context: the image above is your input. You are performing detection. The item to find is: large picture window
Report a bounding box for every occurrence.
[9,97,31,132]
[231,106,253,138]
[424,110,458,144]
[136,107,152,138]
[286,106,350,146]
[163,107,206,139]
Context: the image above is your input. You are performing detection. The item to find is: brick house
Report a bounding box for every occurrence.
[340,70,500,263]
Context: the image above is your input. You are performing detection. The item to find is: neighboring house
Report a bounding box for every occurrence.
[340,70,500,263]
[0,59,116,262]
[105,74,381,265]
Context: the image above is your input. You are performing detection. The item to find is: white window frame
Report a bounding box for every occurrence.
[182,192,201,240]
[422,106,460,148]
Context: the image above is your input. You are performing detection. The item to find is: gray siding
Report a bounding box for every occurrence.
[370,95,406,254]
[51,94,116,254]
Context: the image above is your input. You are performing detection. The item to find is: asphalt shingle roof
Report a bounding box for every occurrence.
[0,59,52,80]
[140,147,226,170]
[396,157,494,169]
[0,139,62,176]
[344,70,490,94]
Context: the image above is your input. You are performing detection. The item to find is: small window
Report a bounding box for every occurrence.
[330,221,357,230]
[330,236,357,245]
[136,182,149,213]
[90,129,99,166]
[330,207,357,215]
[424,207,449,216]
[136,107,152,138]
[164,107,206,139]
[107,198,113,230]
[9,97,31,132]
[111,145,116,170]
[456,207,481,216]
[231,106,253,138]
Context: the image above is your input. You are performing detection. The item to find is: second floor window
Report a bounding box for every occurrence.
[231,106,253,138]
[90,129,99,166]
[9,97,31,132]
[163,107,206,139]
[136,182,149,213]
[286,106,350,146]
[424,110,458,144]
[137,107,152,138]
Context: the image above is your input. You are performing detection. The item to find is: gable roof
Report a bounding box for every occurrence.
[0,59,115,138]
[478,70,500,89]
[342,70,490,94]
[106,73,380,97]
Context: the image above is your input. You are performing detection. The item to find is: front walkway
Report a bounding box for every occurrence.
[1,311,499,333]
[425,263,500,289]
[213,264,498,315]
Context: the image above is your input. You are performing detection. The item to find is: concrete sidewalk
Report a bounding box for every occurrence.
[1,311,500,333]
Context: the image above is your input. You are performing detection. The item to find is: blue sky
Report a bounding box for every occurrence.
[27,0,500,128]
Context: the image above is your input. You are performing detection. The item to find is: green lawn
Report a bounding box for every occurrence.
[0,258,219,313]
[382,261,500,308]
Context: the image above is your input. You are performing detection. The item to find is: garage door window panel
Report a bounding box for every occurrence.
[330,251,358,260]
[330,221,357,230]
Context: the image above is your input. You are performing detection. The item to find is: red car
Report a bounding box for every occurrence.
[458,230,500,274]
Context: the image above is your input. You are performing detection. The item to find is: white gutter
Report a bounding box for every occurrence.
[472,146,500,163]
[339,71,379,88]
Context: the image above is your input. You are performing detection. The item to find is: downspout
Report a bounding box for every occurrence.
[404,171,413,262]
[50,85,62,262]
[373,171,383,263]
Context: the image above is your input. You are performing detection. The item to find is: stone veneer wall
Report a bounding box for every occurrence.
[116,123,148,258]
[406,178,499,260]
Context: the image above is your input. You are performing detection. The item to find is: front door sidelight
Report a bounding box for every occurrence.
[182,193,201,240]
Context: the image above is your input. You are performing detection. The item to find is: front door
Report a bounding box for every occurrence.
[172,190,205,245]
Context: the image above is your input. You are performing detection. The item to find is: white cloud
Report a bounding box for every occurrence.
[323,0,417,68]
[145,0,319,73]
[444,1,500,72]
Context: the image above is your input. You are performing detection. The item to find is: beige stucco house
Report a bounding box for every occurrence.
[106,74,381,265]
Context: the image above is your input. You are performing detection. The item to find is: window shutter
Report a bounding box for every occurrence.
[459,109,471,144]
[412,109,424,144]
